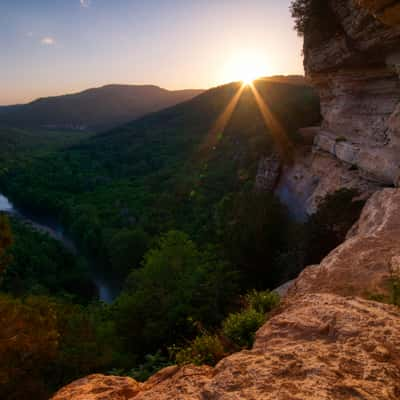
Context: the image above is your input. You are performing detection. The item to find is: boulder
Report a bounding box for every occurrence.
[278,0,400,214]
[290,188,400,298]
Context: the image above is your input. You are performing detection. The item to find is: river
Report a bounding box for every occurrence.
[0,193,118,303]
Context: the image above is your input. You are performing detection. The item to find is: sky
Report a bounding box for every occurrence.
[0,0,304,105]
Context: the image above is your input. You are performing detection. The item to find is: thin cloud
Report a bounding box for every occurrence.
[41,37,56,45]
[80,0,91,7]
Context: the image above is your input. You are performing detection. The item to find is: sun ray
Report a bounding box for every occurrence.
[198,83,246,155]
[249,83,294,161]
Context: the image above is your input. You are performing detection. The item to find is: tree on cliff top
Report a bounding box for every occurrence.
[290,0,340,42]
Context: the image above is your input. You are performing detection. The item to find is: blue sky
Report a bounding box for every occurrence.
[0,0,303,105]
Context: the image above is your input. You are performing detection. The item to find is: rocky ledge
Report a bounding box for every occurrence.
[52,295,400,399]
[277,0,400,215]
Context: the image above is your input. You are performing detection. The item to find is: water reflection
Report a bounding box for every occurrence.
[0,193,117,303]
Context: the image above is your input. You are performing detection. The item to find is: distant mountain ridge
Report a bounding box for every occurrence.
[0,84,204,132]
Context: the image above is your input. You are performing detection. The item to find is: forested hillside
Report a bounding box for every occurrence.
[0,85,203,132]
[0,126,94,164]
[1,80,320,280]
[0,78,347,399]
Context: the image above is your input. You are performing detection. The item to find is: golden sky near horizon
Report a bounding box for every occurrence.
[0,0,303,105]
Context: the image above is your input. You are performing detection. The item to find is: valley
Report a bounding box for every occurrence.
[0,193,118,303]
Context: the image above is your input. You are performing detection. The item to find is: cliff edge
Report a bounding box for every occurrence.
[279,0,400,214]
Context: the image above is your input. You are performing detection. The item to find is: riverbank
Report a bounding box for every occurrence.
[0,193,119,303]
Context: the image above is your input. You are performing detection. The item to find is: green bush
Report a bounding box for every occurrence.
[171,334,225,366]
[246,289,280,314]
[222,308,265,348]
[128,351,171,382]
[113,230,238,356]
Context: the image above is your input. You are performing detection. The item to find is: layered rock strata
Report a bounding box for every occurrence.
[278,0,400,215]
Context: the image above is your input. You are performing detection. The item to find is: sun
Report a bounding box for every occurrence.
[221,51,269,86]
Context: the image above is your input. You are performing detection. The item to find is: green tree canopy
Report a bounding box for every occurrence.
[113,230,238,356]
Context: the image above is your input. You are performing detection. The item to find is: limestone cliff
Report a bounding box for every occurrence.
[278,0,400,215]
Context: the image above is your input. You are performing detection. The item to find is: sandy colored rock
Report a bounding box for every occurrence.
[51,294,400,400]
[276,146,380,216]
[135,365,212,400]
[51,374,142,400]
[202,294,400,400]
[291,188,400,298]
[306,1,400,186]
[278,0,400,214]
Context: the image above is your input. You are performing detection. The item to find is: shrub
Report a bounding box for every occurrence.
[222,308,265,348]
[222,191,291,289]
[129,351,171,382]
[114,230,238,356]
[171,334,225,366]
[246,289,280,314]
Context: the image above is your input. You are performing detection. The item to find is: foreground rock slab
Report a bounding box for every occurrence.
[52,294,400,400]
[291,188,400,299]
[51,374,141,400]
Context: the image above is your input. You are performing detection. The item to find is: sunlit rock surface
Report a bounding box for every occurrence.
[278,0,400,214]
[51,374,141,400]
[290,188,400,298]
[52,295,400,400]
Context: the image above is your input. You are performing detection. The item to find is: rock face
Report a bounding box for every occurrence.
[278,0,400,214]
[52,188,400,400]
[291,188,400,298]
[51,375,141,400]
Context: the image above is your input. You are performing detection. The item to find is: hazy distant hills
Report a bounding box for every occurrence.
[0,85,204,132]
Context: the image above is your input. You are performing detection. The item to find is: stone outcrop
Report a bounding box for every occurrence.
[276,146,380,216]
[52,188,400,400]
[278,0,400,215]
[290,188,400,298]
[51,375,141,400]
[52,294,400,400]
